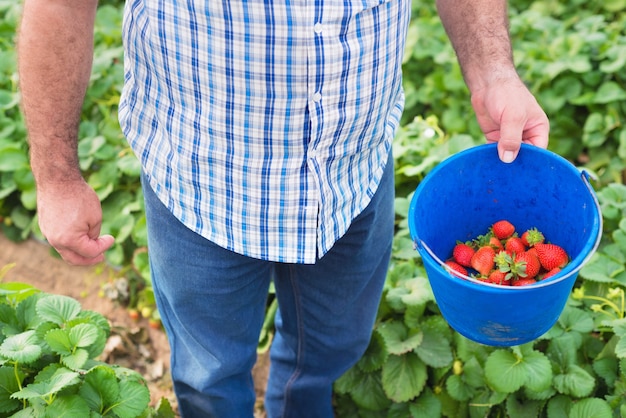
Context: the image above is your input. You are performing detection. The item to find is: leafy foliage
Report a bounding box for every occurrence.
[2,0,626,416]
[0,282,174,417]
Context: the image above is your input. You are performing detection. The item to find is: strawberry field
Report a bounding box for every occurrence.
[2,0,626,416]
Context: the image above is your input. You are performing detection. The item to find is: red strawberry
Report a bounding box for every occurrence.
[535,243,569,271]
[521,228,545,247]
[505,236,526,255]
[444,260,468,278]
[512,278,537,286]
[471,246,496,276]
[489,236,504,251]
[486,269,508,285]
[452,242,475,267]
[514,251,541,279]
[541,267,561,280]
[492,220,515,240]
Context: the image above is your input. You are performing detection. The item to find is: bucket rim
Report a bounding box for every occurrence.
[408,143,603,291]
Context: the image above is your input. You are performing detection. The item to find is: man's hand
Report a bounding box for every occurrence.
[37,180,114,265]
[471,76,549,163]
[436,0,550,162]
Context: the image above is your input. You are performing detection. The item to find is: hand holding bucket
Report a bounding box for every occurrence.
[408,144,602,346]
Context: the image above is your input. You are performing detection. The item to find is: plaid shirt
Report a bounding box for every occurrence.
[119,0,410,263]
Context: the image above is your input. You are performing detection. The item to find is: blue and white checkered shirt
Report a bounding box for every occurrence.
[118,0,410,264]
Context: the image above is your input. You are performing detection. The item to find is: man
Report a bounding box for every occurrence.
[17,0,548,416]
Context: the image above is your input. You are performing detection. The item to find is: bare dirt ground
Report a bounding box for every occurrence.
[0,232,269,417]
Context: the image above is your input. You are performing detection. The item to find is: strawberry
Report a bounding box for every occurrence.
[534,243,569,271]
[471,246,496,276]
[452,242,475,267]
[444,260,468,278]
[492,220,515,240]
[512,278,537,286]
[489,236,504,251]
[521,227,545,247]
[514,251,541,279]
[541,267,561,280]
[486,269,508,285]
[505,236,526,255]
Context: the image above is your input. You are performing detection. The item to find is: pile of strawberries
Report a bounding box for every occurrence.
[444,220,570,286]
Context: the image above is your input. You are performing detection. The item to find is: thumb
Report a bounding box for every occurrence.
[78,234,116,260]
[497,113,525,164]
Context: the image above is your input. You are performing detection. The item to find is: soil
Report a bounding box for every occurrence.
[0,232,269,417]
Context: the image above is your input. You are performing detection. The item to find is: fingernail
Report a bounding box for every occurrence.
[502,151,515,163]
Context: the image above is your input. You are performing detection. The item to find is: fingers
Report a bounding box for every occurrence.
[52,234,115,266]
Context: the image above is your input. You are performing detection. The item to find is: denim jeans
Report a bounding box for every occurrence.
[142,156,394,418]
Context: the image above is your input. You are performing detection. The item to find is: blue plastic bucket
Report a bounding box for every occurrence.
[408,143,602,346]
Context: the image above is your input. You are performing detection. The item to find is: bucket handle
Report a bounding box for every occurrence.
[417,169,603,290]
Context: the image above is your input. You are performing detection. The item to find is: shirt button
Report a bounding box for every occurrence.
[312,92,322,102]
[314,22,323,34]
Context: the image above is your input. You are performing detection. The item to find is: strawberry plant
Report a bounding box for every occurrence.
[0,280,174,417]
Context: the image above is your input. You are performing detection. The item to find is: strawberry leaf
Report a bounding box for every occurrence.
[0,330,42,363]
[484,349,526,393]
[569,397,613,418]
[339,369,390,411]
[377,321,423,355]
[553,364,595,397]
[45,395,90,418]
[0,366,22,413]
[415,325,453,368]
[109,379,151,418]
[445,374,474,402]
[408,388,442,417]
[79,366,120,413]
[61,349,89,371]
[12,368,80,400]
[36,296,81,326]
[382,353,427,403]
[45,329,72,356]
[69,323,100,349]
[521,351,553,392]
[355,331,388,373]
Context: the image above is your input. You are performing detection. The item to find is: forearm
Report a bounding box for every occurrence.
[436,0,516,92]
[18,0,98,185]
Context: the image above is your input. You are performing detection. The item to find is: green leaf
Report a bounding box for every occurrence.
[593,356,618,387]
[558,306,594,333]
[506,394,543,418]
[484,350,526,393]
[36,295,82,325]
[45,395,91,418]
[522,351,553,392]
[581,252,625,283]
[553,364,595,397]
[69,323,99,348]
[0,366,22,413]
[61,348,89,370]
[409,388,442,418]
[109,379,150,418]
[415,325,453,368]
[79,366,120,414]
[377,321,423,355]
[0,148,28,172]
[152,397,176,418]
[593,81,626,104]
[399,277,433,307]
[12,368,80,400]
[356,331,388,373]
[0,330,42,363]
[382,353,427,403]
[569,397,613,418]
[45,329,73,356]
[347,371,391,411]
[445,374,474,402]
